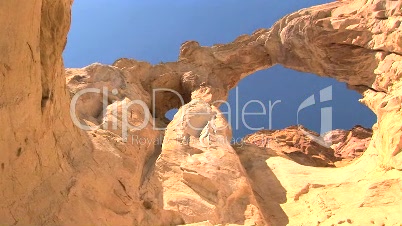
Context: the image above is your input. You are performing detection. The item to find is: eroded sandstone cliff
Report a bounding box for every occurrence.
[0,0,92,224]
[1,0,402,225]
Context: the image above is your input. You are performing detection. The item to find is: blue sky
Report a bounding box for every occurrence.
[64,0,376,139]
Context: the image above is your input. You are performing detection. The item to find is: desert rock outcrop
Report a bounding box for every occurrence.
[244,125,372,167]
[1,0,402,225]
[325,125,373,159]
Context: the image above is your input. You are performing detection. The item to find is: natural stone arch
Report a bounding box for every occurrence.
[62,1,402,224]
[110,0,402,168]
[2,0,402,225]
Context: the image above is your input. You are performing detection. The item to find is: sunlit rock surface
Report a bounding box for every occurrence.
[1,0,402,225]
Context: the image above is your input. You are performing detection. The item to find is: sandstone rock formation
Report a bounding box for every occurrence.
[325,125,373,159]
[244,125,372,167]
[0,0,92,224]
[1,0,402,225]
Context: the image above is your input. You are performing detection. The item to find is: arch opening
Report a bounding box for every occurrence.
[222,65,376,167]
[165,108,179,121]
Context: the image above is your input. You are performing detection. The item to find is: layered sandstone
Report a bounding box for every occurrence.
[244,125,372,167]
[325,125,373,159]
[1,0,402,225]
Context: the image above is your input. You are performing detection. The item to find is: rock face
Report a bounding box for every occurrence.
[1,0,402,225]
[325,125,373,160]
[0,0,91,225]
[244,125,372,167]
[141,99,266,225]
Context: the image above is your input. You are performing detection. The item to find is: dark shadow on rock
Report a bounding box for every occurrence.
[140,143,163,186]
[234,143,289,226]
[138,142,186,225]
